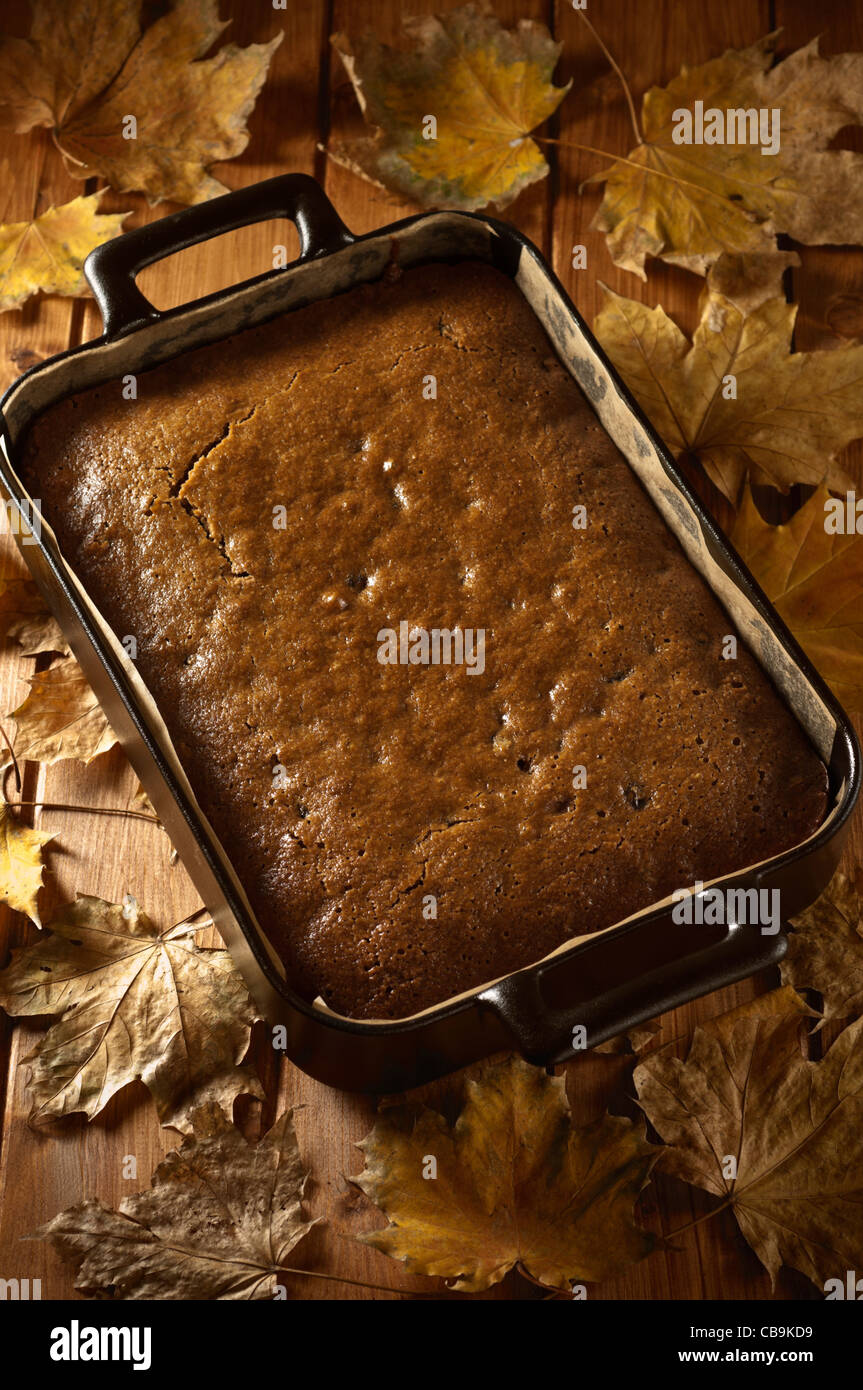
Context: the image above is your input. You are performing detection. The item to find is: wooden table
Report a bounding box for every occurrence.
[0,0,860,1301]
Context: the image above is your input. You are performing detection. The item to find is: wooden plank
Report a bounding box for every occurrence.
[0,8,85,1188]
[0,0,328,1301]
[0,24,123,1289]
[0,0,85,398]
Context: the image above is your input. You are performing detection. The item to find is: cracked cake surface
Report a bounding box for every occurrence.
[19,260,829,1018]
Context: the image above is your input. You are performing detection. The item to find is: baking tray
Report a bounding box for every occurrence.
[0,173,858,1093]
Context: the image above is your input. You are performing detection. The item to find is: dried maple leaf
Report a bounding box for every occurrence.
[0,574,69,655]
[635,989,863,1290]
[36,1103,316,1299]
[0,801,53,925]
[0,0,282,205]
[0,895,263,1130]
[594,255,863,503]
[705,247,800,314]
[9,658,117,763]
[590,33,863,278]
[355,1053,657,1292]
[782,871,863,1023]
[595,1018,662,1055]
[0,0,140,133]
[731,484,863,713]
[697,982,817,1032]
[0,185,128,313]
[131,778,158,819]
[331,4,570,212]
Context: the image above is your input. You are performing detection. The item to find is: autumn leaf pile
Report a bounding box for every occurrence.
[0,0,281,310]
[583,35,863,277]
[30,972,863,1297]
[0,0,862,1302]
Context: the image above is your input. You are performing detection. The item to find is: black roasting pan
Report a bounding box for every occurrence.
[0,174,858,1091]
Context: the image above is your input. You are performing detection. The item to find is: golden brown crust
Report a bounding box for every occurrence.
[19,262,828,1018]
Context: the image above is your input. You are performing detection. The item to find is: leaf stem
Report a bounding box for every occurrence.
[665,1196,734,1240]
[0,718,22,794]
[275,1264,411,1297]
[5,796,161,826]
[516,1263,570,1295]
[51,126,84,167]
[533,134,624,166]
[576,9,643,145]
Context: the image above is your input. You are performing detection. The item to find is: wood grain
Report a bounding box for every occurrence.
[0,0,859,1303]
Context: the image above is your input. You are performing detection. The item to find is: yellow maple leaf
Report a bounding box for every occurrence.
[0,0,282,205]
[0,801,53,925]
[355,1053,657,1292]
[589,33,863,277]
[331,4,570,211]
[9,659,118,763]
[0,185,128,313]
[731,483,863,715]
[594,253,863,504]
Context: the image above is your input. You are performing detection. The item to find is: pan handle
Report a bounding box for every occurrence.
[84,173,355,339]
[478,910,787,1066]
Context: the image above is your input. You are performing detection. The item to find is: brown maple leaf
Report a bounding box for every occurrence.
[782,871,863,1024]
[594,254,862,504]
[331,4,570,212]
[731,483,863,713]
[589,33,863,278]
[355,1053,658,1292]
[0,574,69,655]
[635,988,863,1290]
[9,658,117,763]
[0,800,53,925]
[35,1103,317,1299]
[0,895,263,1130]
[0,0,282,205]
[0,182,128,313]
[131,778,158,820]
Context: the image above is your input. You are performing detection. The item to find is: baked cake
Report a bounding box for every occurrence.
[17,261,829,1018]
